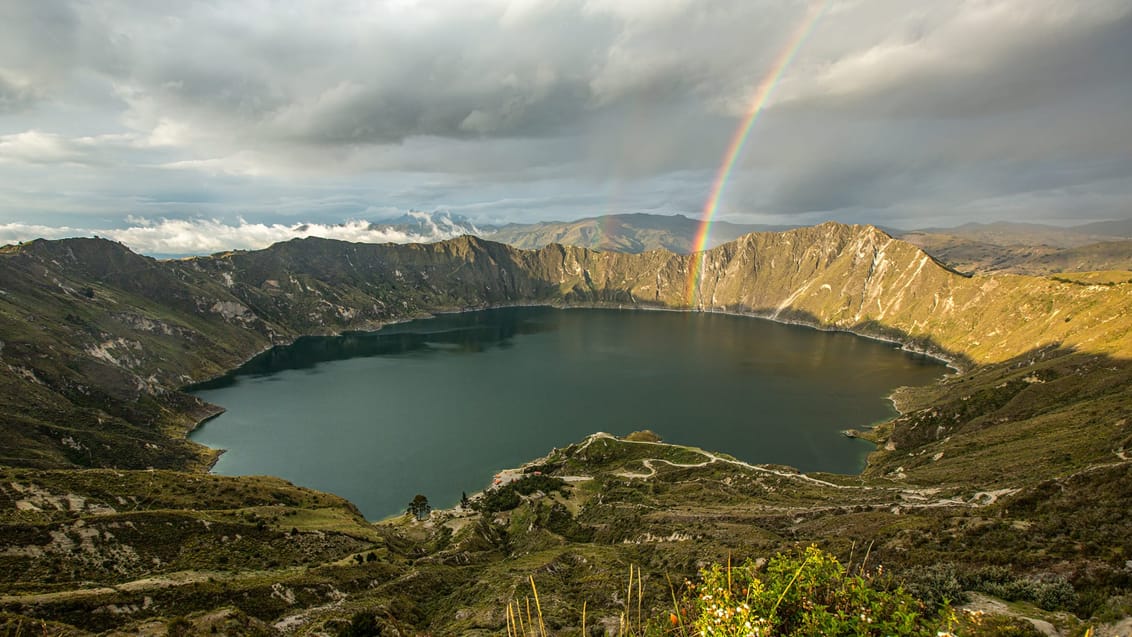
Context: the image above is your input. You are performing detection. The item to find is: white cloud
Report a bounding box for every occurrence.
[0,130,89,165]
[158,152,274,178]
[0,222,87,243]
[0,214,482,256]
[0,130,143,166]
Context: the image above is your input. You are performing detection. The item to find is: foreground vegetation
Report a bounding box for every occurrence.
[1,421,1127,634]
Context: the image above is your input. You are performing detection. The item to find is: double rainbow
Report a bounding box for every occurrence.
[685,1,828,307]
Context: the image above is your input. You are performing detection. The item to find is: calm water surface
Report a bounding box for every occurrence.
[189,307,945,518]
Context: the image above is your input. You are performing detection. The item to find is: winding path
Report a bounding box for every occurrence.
[584,433,1037,510]
[583,432,862,490]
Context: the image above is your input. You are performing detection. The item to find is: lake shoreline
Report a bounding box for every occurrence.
[185,303,949,519]
[183,300,955,475]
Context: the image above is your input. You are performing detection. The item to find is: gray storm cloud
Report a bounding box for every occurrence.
[0,0,1129,238]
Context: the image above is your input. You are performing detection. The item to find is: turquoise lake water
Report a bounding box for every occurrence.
[189,307,945,518]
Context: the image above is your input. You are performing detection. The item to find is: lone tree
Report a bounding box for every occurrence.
[460,491,470,508]
[407,494,431,521]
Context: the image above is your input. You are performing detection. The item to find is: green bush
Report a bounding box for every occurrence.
[902,562,965,608]
[1033,577,1076,611]
[545,503,594,542]
[475,475,566,514]
[336,610,382,636]
[962,567,1076,611]
[167,616,193,637]
[511,474,566,496]
[476,487,521,513]
[687,546,941,636]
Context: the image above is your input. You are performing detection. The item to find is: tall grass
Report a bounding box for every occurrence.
[501,546,974,636]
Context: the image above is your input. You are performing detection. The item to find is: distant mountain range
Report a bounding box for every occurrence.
[469,213,1132,255]
[5,212,1128,275]
[912,219,1132,248]
[377,210,485,239]
[900,233,1132,275]
[898,220,1132,274]
[462,212,1132,275]
[482,213,792,253]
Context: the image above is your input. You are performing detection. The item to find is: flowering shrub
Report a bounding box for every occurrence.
[689,546,941,636]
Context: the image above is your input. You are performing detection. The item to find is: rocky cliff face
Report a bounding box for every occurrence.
[1,222,1129,469]
[664,223,1132,366]
[193,222,1132,366]
[502,222,1129,366]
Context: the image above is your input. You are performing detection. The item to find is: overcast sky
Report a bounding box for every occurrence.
[2,0,1131,253]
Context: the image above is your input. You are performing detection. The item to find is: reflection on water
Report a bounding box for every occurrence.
[190,307,945,519]
[192,310,556,388]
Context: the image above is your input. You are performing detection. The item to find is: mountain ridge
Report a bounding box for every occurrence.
[2,222,1129,472]
[477,212,1132,273]
[915,219,1132,248]
[483,212,789,253]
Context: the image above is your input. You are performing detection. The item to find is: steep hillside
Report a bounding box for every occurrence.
[513,223,1132,366]
[0,239,269,469]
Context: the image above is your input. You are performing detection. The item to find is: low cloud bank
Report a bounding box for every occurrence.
[0,212,481,256]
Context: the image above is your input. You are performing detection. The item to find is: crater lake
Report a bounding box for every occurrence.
[189,307,946,518]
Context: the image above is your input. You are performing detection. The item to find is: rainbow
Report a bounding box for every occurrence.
[685,1,828,307]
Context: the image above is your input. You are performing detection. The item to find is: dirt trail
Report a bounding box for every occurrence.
[587,432,850,488]
[0,566,306,606]
[595,433,1029,511]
